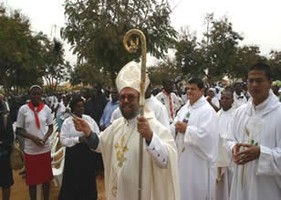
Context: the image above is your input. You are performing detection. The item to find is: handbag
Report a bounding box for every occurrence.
[10,141,24,170]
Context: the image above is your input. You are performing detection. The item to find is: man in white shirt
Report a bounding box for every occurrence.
[232,82,247,109]
[216,89,235,200]
[171,77,219,200]
[226,62,281,200]
[156,78,182,123]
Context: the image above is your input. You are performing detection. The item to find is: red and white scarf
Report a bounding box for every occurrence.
[28,101,44,129]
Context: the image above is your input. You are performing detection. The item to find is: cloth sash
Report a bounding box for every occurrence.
[28,102,44,129]
[163,90,174,119]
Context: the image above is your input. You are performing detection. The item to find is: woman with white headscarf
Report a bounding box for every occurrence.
[207,88,220,112]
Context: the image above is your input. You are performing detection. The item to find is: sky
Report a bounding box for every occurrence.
[2,0,281,64]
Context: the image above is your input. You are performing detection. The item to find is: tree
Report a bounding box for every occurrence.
[175,27,205,78]
[201,14,243,82]
[40,37,72,92]
[174,14,244,83]
[148,57,181,86]
[0,6,43,93]
[0,5,70,94]
[231,45,264,80]
[69,62,111,86]
[268,51,281,80]
[61,0,177,84]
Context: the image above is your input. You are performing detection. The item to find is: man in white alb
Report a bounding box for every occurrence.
[216,89,235,200]
[226,62,281,200]
[171,77,219,200]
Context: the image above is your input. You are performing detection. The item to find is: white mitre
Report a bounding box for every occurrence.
[115,61,150,93]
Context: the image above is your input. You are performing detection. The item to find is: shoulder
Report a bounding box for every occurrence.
[18,104,29,113]
[63,116,73,124]
[156,92,164,98]
[43,104,52,112]
[272,102,281,115]
[199,101,217,117]
[82,114,93,121]
[171,92,179,98]
[148,116,166,130]
[100,118,123,139]
[177,103,188,112]
[83,114,99,125]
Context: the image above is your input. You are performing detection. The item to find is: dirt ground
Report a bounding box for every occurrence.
[10,169,106,200]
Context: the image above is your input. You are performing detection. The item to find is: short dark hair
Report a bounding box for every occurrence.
[69,95,84,111]
[221,89,233,99]
[187,78,205,89]
[248,62,272,80]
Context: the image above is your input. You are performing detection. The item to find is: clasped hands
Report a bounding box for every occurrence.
[31,135,47,147]
[232,143,260,165]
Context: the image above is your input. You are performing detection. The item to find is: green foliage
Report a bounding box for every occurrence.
[268,51,281,80]
[0,6,42,93]
[175,27,205,78]
[148,57,181,86]
[61,0,177,84]
[202,15,243,82]
[0,5,71,94]
[231,45,263,80]
[69,62,111,86]
[40,37,71,92]
[174,14,268,83]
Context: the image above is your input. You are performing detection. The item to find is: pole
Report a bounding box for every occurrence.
[123,29,147,200]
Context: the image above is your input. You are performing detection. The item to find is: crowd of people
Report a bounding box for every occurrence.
[0,61,281,200]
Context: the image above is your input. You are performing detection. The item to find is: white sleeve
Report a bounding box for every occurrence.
[146,133,168,168]
[60,119,80,147]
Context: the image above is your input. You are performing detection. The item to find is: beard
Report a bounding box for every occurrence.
[120,103,139,120]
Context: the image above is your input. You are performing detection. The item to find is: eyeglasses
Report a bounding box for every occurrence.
[119,94,138,102]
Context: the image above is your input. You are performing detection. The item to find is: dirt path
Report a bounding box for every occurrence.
[10,170,106,200]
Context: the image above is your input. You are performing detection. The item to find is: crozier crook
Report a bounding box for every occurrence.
[123,29,147,200]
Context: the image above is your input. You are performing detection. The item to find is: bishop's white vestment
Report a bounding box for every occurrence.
[98,111,179,200]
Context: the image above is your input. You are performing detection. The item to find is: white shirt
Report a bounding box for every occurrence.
[144,96,170,129]
[232,92,247,109]
[156,91,182,123]
[16,104,53,154]
[60,114,100,147]
[217,107,235,167]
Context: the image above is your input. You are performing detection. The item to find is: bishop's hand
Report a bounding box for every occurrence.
[137,116,153,144]
[73,117,92,137]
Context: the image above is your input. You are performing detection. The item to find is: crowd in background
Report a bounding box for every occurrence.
[1,62,281,200]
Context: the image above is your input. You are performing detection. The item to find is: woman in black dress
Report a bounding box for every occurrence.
[59,96,100,200]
